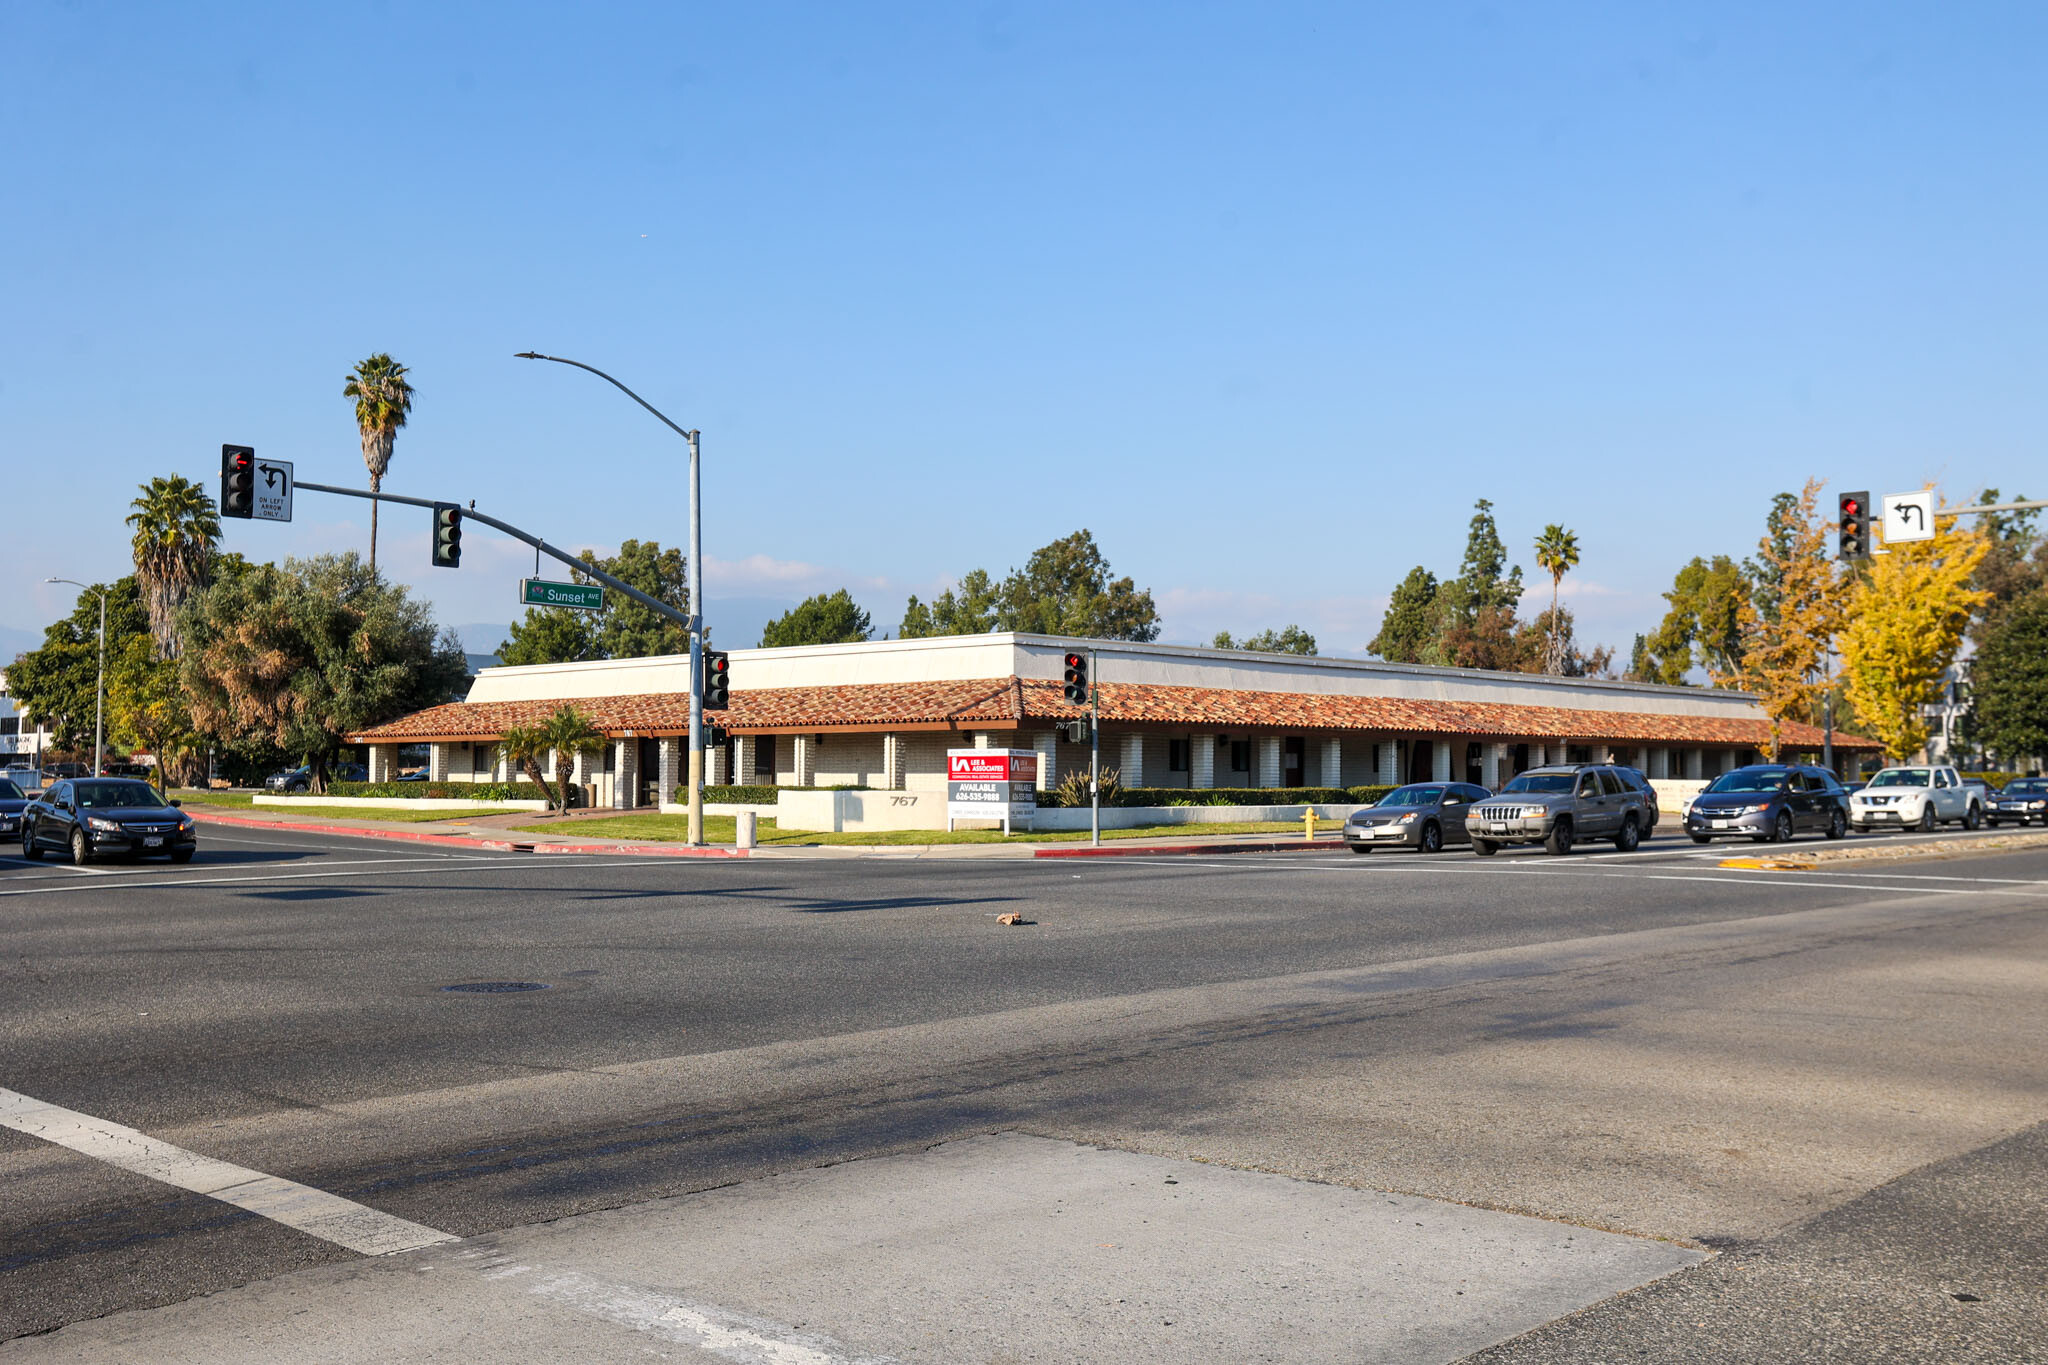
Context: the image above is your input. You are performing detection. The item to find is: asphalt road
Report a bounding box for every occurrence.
[2,820,2045,1360]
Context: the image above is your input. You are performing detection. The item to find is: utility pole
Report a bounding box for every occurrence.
[1089,647,1100,848]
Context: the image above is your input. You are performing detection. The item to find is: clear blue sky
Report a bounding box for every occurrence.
[4,1,2042,660]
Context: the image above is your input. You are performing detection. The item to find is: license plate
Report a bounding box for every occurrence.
[1487,821,1509,833]
[1711,819,1732,828]
[143,836,163,847]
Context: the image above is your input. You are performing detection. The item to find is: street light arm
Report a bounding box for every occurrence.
[515,352,697,443]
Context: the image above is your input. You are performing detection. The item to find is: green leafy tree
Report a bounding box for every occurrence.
[1369,567,1439,662]
[107,638,199,790]
[900,531,1159,641]
[1532,524,1581,675]
[1642,555,1748,684]
[343,353,416,574]
[1966,586,2048,764]
[497,539,689,664]
[1965,487,2045,649]
[761,590,874,647]
[1437,603,1526,671]
[180,553,467,791]
[8,578,150,752]
[1743,491,1801,627]
[1515,605,1613,678]
[1426,500,1526,662]
[1213,625,1317,655]
[126,475,221,659]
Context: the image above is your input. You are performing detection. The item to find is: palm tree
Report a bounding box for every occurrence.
[538,704,606,814]
[343,353,416,573]
[126,475,222,659]
[1533,524,1581,676]
[497,723,552,805]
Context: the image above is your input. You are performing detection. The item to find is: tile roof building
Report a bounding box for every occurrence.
[349,634,1878,810]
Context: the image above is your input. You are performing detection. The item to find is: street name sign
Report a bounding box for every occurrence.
[1882,490,1936,544]
[946,749,1039,834]
[253,458,293,523]
[520,578,606,612]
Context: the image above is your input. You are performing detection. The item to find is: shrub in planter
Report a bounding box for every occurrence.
[1346,785,1397,805]
[327,780,554,801]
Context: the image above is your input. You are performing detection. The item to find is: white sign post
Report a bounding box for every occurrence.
[1881,490,1935,545]
[945,749,1039,834]
[252,458,294,523]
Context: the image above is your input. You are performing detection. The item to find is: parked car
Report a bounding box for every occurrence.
[20,778,198,864]
[1342,783,1491,854]
[1,765,42,796]
[265,763,368,792]
[1847,765,1982,833]
[1988,777,2048,827]
[98,761,152,779]
[0,777,29,840]
[1681,764,1850,844]
[395,769,428,782]
[42,762,88,781]
[1466,764,1654,856]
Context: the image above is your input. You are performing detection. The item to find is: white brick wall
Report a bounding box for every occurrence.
[1189,733,1215,789]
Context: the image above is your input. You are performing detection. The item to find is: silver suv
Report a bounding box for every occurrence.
[1468,764,1654,856]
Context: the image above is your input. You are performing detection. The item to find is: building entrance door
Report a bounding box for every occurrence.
[1283,736,1304,787]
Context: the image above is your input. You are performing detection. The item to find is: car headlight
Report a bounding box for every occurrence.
[1396,812,1418,823]
[1523,806,1546,819]
[87,816,121,833]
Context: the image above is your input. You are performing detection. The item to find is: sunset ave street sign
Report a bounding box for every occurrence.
[520,578,606,612]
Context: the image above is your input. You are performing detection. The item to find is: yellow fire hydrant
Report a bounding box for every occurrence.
[1304,806,1318,841]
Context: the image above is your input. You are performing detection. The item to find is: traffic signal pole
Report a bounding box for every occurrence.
[1089,648,1100,848]
[686,428,703,847]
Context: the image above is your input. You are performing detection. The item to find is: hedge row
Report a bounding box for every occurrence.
[688,785,873,805]
[327,781,555,801]
[1042,785,1398,809]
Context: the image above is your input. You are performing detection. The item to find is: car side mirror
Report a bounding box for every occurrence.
[169,799,181,808]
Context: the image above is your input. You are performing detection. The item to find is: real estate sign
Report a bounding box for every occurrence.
[946,749,1039,833]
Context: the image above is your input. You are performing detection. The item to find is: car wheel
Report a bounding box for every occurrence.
[1613,815,1640,852]
[1544,817,1573,856]
[20,825,42,861]
[170,848,194,864]
[1690,833,1712,844]
[1419,821,1442,854]
[1963,803,1982,831]
[1826,809,1848,841]
[1348,845,1373,855]
[1771,810,1794,844]
[1471,838,1499,857]
[1917,805,1936,833]
[69,829,92,866]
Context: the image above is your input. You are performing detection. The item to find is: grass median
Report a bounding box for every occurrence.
[503,814,1327,845]
[179,793,524,824]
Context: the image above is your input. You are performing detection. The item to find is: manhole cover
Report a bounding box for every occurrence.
[441,981,551,994]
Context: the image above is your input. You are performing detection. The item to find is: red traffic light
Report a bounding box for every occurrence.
[1064,652,1084,669]
[707,655,728,675]
[1840,498,1860,517]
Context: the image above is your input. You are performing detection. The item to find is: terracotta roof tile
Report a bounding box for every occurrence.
[350,677,1880,751]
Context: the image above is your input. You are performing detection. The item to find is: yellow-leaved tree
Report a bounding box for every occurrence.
[1838,508,1990,760]
[1712,479,1850,759]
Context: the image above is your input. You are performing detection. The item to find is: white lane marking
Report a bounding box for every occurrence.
[0,859,691,899]
[0,853,501,885]
[0,854,113,877]
[468,1261,888,1364]
[0,1086,455,1256]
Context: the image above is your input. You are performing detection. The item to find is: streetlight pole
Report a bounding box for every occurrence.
[516,352,707,845]
[45,578,106,778]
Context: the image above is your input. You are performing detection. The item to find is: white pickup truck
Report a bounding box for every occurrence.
[1847,764,1983,833]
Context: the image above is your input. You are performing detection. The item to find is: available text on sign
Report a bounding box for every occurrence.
[946,749,1039,833]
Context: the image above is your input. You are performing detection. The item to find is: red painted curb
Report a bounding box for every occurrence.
[188,810,749,858]
[1034,839,1347,859]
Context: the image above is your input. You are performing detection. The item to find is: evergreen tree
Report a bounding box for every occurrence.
[497,539,689,664]
[1214,625,1317,655]
[1963,586,2048,764]
[1369,567,1439,662]
[900,532,1158,641]
[761,590,874,647]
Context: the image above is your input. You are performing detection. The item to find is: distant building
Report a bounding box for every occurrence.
[0,670,57,768]
[352,634,1882,810]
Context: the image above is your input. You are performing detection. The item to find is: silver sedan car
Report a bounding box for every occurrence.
[1343,783,1491,854]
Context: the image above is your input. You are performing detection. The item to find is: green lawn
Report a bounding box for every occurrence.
[176,789,254,807]
[208,801,522,824]
[504,814,1327,846]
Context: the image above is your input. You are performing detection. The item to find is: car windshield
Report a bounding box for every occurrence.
[1866,768,1931,788]
[1705,771,1788,794]
[1377,786,1446,808]
[73,781,166,809]
[0,779,22,800]
[2006,780,2047,795]
[1501,773,1576,794]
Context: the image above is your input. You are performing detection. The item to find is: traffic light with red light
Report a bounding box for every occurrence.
[221,445,255,519]
[431,503,463,568]
[701,650,730,711]
[1838,490,1871,561]
[1062,651,1090,705]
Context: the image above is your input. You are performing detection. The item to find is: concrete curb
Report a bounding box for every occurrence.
[1033,838,1347,859]
[189,811,750,858]
[1719,828,2048,871]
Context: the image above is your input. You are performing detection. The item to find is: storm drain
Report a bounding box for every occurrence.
[441,981,551,994]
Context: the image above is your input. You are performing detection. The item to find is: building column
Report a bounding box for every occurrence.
[1255,735,1282,788]
[1432,741,1453,782]
[428,742,453,782]
[1189,734,1216,789]
[1030,731,1057,791]
[882,734,906,790]
[792,735,816,787]
[1119,732,1144,788]
[1683,748,1703,779]
[735,735,758,786]
[706,742,729,786]
[367,744,395,783]
[1648,747,1669,779]
[1482,741,1508,789]
[973,731,992,749]
[1594,744,1615,764]
[1376,739,1400,785]
[612,738,639,809]
[570,749,593,807]
[657,738,682,805]
[1319,736,1344,789]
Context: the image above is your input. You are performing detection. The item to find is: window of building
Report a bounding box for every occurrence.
[473,743,491,777]
[1229,740,1250,773]
[1566,745,1592,764]
[0,718,17,737]
[1168,739,1189,773]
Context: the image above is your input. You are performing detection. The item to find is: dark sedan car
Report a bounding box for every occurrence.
[1683,764,1849,844]
[21,778,198,865]
[1988,777,2048,827]
[0,778,28,841]
[1343,783,1490,853]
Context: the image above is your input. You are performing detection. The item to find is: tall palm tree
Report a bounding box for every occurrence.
[1533,524,1581,676]
[497,723,552,804]
[538,704,606,814]
[125,475,222,659]
[343,353,416,573]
